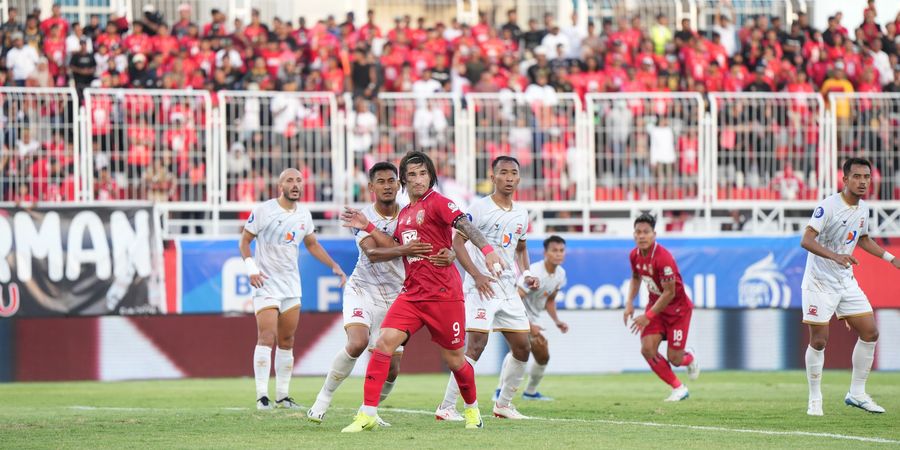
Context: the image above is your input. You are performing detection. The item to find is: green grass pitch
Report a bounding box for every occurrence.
[1,371,898,449]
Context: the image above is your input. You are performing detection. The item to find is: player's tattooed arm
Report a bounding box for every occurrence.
[454,215,507,277]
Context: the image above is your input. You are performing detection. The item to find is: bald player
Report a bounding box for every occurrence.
[239,168,348,410]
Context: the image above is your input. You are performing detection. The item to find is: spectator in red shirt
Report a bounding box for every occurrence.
[151,23,179,63]
[40,4,69,37]
[203,9,228,38]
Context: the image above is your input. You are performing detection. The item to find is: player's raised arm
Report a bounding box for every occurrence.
[239,229,267,288]
[857,235,899,269]
[516,239,539,289]
[302,233,347,287]
[455,215,507,277]
[341,206,398,249]
[453,227,496,299]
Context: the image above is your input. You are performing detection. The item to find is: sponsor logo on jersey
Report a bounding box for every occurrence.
[248,213,255,223]
[352,308,364,318]
[402,230,424,263]
[663,266,674,276]
[738,253,792,308]
[845,230,857,244]
[813,207,824,218]
[501,233,513,248]
[451,337,461,345]
[284,231,296,243]
[475,308,487,320]
[515,223,523,234]
[416,209,425,225]
[808,305,818,317]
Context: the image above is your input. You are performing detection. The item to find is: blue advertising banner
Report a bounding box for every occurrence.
[177,236,807,313]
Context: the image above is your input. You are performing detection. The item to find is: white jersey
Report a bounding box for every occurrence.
[802,192,870,293]
[345,204,406,305]
[462,195,530,297]
[244,199,315,299]
[519,260,567,322]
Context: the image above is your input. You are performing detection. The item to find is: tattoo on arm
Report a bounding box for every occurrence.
[455,217,490,250]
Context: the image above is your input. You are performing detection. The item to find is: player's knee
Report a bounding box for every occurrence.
[535,354,549,365]
[278,335,294,349]
[346,337,368,358]
[667,352,683,366]
[257,330,277,347]
[861,329,879,342]
[640,346,657,360]
[466,341,487,360]
[511,343,531,361]
[809,337,827,351]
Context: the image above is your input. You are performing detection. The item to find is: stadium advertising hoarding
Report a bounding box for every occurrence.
[0,205,165,317]
[172,236,899,314]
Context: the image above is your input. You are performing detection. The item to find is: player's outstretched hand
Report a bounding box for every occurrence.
[524,276,540,289]
[400,239,433,256]
[556,321,569,333]
[623,303,635,326]
[429,248,456,267]
[250,272,268,289]
[832,254,859,268]
[340,206,368,229]
[332,265,347,288]
[474,273,496,300]
[630,314,650,334]
[483,251,507,278]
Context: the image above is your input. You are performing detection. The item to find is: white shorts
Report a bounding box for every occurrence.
[343,287,403,352]
[465,288,530,333]
[802,282,873,324]
[254,296,301,314]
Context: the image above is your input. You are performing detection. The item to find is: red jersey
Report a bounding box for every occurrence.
[393,189,465,302]
[629,242,692,315]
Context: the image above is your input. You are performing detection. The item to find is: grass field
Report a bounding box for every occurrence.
[1,371,898,449]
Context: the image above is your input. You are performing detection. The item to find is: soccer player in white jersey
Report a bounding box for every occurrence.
[307,162,456,425]
[239,168,348,410]
[494,235,568,401]
[801,158,898,416]
[436,156,540,421]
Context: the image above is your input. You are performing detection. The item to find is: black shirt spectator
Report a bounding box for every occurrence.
[69,41,96,88]
[521,19,546,52]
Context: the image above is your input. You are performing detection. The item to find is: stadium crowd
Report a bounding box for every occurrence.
[2,2,900,207]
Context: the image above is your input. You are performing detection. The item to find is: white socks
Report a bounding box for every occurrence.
[254,345,272,399]
[315,349,358,406]
[497,355,528,407]
[441,356,476,410]
[525,362,547,395]
[850,339,876,396]
[805,345,824,401]
[380,380,396,402]
[274,347,294,400]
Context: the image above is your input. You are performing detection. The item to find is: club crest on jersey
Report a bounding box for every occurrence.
[663,266,674,276]
[859,218,864,228]
[284,231,296,243]
[475,308,487,320]
[813,207,824,218]
[448,202,459,212]
[416,209,425,225]
[501,233,513,248]
[515,224,523,234]
[352,308,364,318]
[808,305,818,317]
[845,230,857,244]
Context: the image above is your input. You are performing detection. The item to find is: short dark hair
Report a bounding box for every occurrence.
[842,157,872,175]
[543,235,566,250]
[634,213,657,230]
[368,161,398,181]
[398,151,438,189]
[491,155,520,171]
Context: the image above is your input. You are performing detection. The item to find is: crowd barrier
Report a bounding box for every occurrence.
[1,89,899,236]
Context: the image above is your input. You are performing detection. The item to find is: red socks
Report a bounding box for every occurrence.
[645,353,682,388]
[451,361,478,405]
[363,349,392,407]
[678,352,694,367]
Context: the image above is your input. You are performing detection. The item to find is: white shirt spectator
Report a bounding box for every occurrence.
[524,83,558,106]
[541,31,570,59]
[413,105,448,148]
[648,122,677,165]
[411,77,442,108]
[561,24,585,58]
[713,23,738,56]
[271,93,300,135]
[216,48,243,69]
[94,52,110,76]
[351,109,377,153]
[870,49,893,86]
[6,45,40,81]
[66,34,92,57]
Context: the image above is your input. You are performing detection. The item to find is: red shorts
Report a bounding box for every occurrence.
[641,307,692,350]
[381,299,466,350]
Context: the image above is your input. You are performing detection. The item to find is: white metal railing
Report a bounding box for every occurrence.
[3,87,898,236]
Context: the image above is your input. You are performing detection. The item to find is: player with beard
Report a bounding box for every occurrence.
[239,168,347,410]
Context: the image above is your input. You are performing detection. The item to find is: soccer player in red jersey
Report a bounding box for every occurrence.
[340,151,504,432]
[624,213,700,401]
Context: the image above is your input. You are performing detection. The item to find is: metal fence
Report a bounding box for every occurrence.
[709,92,827,205]
[0,87,81,203]
[5,87,900,236]
[587,92,704,205]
